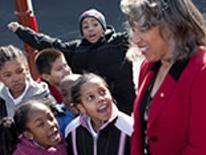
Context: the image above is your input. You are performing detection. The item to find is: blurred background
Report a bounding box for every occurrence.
[1,0,206,49]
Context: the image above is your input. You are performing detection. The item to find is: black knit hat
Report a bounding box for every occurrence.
[79,9,107,35]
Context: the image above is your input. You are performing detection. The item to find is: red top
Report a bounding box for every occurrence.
[131,48,206,155]
[38,77,63,104]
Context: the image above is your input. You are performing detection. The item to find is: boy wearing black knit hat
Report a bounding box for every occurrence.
[8,8,136,115]
[79,9,107,34]
[78,9,106,44]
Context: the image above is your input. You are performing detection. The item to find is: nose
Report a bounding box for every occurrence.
[11,74,21,83]
[96,95,105,103]
[88,26,94,32]
[63,66,72,75]
[46,120,55,129]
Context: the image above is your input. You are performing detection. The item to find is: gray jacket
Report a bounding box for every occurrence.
[0,76,51,117]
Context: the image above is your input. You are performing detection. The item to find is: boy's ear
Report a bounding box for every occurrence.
[23,130,34,140]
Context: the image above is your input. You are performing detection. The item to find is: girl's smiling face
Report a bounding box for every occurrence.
[80,77,113,130]
[24,104,61,148]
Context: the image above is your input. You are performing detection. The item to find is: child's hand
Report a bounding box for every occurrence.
[8,22,21,32]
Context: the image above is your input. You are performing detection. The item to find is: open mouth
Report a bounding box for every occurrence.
[88,34,97,40]
[48,129,61,143]
[97,102,110,115]
[98,104,107,112]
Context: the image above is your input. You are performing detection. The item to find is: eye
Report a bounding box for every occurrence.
[93,23,99,27]
[139,25,150,32]
[86,94,95,102]
[99,89,106,96]
[55,65,63,72]
[63,64,68,68]
[82,25,89,30]
[36,121,44,128]
[48,113,55,121]
[131,20,152,33]
[2,73,11,78]
[16,68,24,74]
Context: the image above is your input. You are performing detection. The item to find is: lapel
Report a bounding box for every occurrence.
[145,59,189,130]
[137,62,161,111]
[137,71,155,109]
[147,74,176,129]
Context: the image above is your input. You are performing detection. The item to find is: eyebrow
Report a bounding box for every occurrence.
[33,118,43,124]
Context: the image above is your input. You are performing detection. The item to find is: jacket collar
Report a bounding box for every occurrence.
[150,58,189,81]
[80,103,119,132]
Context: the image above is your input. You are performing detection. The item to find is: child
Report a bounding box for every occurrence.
[35,48,72,104]
[36,93,74,136]
[60,74,82,115]
[8,8,136,115]
[0,45,52,117]
[65,73,133,155]
[35,48,75,134]
[0,99,68,155]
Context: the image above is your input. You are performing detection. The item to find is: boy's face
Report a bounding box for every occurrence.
[79,78,113,128]
[0,58,28,98]
[24,104,61,148]
[82,17,105,44]
[44,55,72,87]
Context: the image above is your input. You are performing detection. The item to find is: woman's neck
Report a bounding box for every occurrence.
[150,60,173,97]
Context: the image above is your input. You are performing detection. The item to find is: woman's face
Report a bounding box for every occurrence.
[82,17,105,44]
[131,24,171,62]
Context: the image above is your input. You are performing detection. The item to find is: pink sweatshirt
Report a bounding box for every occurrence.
[12,137,68,155]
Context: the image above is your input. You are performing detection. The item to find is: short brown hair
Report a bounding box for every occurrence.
[35,48,64,75]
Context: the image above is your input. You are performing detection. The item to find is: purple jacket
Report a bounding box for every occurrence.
[12,137,68,155]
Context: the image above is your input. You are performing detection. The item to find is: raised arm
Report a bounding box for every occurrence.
[8,22,76,54]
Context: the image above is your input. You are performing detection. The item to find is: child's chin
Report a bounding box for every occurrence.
[101,113,111,122]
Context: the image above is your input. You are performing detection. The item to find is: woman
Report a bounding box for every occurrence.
[121,0,206,155]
